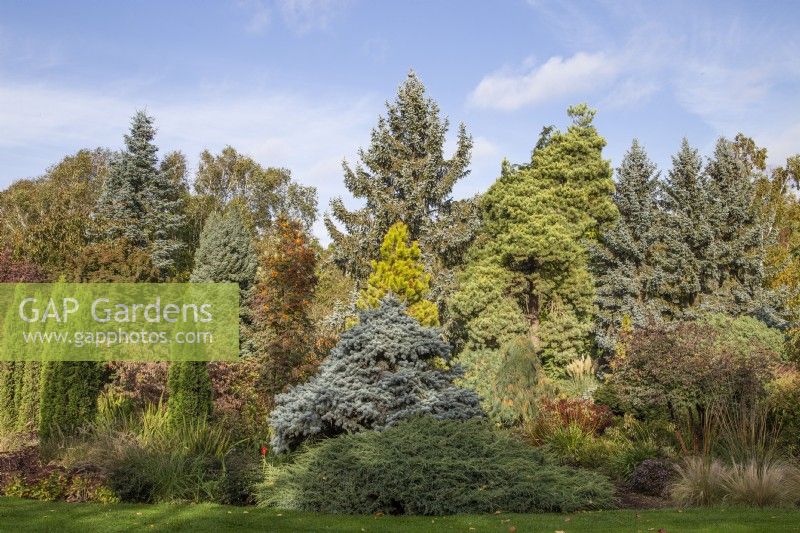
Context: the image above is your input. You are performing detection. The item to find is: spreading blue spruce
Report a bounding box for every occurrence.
[269,297,483,452]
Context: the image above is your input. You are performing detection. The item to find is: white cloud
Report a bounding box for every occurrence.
[601,77,659,109]
[235,0,350,35]
[672,64,772,132]
[0,81,378,242]
[472,136,500,160]
[469,52,618,110]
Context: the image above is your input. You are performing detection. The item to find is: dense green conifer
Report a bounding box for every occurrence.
[168,209,258,422]
[449,105,617,420]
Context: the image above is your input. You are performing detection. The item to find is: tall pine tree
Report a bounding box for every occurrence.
[592,140,662,355]
[657,139,711,314]
[657,137,772,319]
[325,71,476,298]
[703,138,768,315]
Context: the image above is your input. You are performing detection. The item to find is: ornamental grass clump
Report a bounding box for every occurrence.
[671,402,800,507]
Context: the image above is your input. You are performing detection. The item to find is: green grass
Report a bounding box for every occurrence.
[1,498,800,532]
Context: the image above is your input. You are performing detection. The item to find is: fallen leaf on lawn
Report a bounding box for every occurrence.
[565,517,571,522]
[508,527,517,533]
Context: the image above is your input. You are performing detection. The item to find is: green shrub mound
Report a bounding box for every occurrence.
[258,417,614,515]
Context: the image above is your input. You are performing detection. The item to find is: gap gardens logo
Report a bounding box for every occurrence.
[0,283,239,361]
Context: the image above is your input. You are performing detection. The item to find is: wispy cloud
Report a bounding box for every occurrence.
[600,77,659,109]
[236,0,350,35]
[473,1,800,161]
[238,0,271,33]
[0,81,378,241]
[470,52,618,111]
[278,0,349,34]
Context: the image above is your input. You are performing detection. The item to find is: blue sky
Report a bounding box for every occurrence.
[1,0,799,240]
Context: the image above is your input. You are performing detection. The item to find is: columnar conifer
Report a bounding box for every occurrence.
[592,140,662,355]
[168,208,258,422]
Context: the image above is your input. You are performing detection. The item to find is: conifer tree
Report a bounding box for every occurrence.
[449,105,617,417]
[39,361,105,440]
[657,139,711,312]
[702,138,767,314]
[189,209,258,290]
[94,112,154,245]
[0,252,46,433]
[13,362,41,431]
[357,221,439,326]
[325,71,475,289]
[93,111,185,278]
[166,361,213,423]
[592,140,662,355]
[143,155,186,278]
[168,208,258,422]
[658,137,772,318]
[269,297,483,453]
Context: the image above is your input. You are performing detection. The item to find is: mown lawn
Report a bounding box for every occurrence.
[1,498,800,532]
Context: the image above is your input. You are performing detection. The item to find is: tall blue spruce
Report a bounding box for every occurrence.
[94,111,185,278]
[592,140,662,356]
[657,137,773,320]
[702,138,770,316]
[657,139,712,315]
